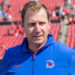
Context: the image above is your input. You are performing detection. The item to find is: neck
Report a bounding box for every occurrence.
[29,44,41,53]
[28,39,48,53]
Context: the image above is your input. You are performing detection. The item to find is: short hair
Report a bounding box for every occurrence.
[21,1,50,24]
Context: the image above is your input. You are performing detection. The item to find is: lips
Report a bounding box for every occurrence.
[33,35,43,37]
[32,35,43,39]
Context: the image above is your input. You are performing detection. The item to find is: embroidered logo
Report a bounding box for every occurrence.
[46,60,55,68]
[15,65,22,68]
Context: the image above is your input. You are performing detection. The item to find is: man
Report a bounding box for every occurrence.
[0,1,74,75]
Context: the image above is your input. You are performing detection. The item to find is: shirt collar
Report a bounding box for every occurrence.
[21,34,55,53]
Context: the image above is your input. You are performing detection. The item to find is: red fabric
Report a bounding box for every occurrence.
[62,9,68,15]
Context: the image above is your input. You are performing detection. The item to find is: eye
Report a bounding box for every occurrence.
[28,23,35,27]
[39,22,46,25]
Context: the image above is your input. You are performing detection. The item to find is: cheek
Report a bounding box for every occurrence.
[24,27,33,35]
[23,27,29,35]
[43,25,49,32]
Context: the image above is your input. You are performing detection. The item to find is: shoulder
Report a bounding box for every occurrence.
[52,41,72,61]
[5,44,21,56]
[0,45,22,74]
[1,44,21,64]
[1,38,27,65]
[53,41,72,53]
[70,49,75,75]
[6,44,21,55]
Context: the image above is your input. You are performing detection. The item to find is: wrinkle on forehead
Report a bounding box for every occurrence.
[24,8,48,23]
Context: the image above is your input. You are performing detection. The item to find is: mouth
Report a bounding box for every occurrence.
[32,35,43,39]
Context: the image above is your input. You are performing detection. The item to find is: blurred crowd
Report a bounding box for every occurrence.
[7,21,24,36]
[50,0,75,25]
[0,0,12,22]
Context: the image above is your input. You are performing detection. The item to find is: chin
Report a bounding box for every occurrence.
[32,40,44,45]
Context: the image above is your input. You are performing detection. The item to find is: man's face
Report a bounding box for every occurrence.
[23,8,50,45]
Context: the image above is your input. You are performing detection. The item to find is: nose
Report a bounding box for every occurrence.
[34,24,41,33]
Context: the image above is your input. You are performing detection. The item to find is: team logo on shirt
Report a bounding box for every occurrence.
[46,60,55,68]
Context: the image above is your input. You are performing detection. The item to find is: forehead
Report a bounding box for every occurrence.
[24,7,48,22]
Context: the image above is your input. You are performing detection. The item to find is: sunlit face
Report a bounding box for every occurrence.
[23,8,50,46]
